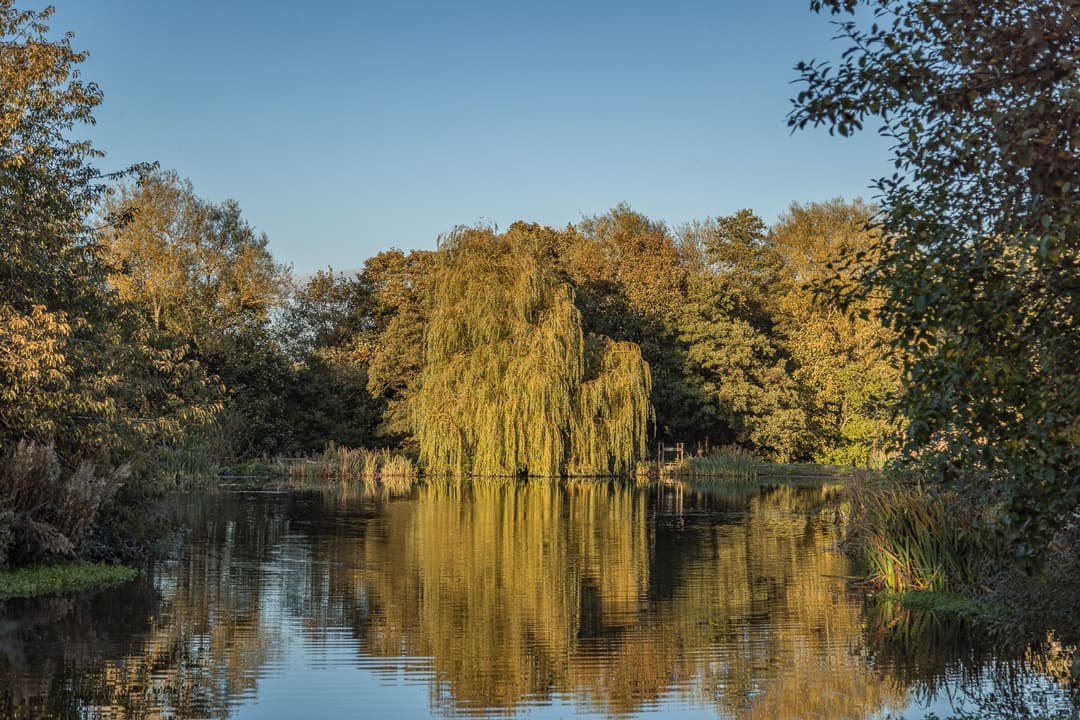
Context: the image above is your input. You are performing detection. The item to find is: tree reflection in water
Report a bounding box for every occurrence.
[0,482,1074,719]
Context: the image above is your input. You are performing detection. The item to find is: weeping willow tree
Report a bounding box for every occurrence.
[413,226,652,476]
[567,335,653,476]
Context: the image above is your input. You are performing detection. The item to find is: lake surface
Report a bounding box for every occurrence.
[0,480,1076,719]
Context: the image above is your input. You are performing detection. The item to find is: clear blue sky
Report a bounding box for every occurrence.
[39,0,890,273]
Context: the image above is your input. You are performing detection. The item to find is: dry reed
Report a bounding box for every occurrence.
[285,443,417,490]
[0,441,127,566]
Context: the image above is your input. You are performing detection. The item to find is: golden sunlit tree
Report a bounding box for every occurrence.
[412,226,652,476]
[770,199,900,467]
[0,16,212,462]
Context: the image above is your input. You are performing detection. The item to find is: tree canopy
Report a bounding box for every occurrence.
[0,4,222,466]
[102,169,287,347]
[791,0,1080,558]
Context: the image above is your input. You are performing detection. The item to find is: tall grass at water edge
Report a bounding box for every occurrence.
[849,482,987,594]
[663,447,759,485]
[287,443,417,490]
[660,446,990,596]
[153,443,218,483]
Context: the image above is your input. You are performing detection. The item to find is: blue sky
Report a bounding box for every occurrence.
[39,0,890,273]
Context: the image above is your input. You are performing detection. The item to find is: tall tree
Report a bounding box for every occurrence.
[277,269,382,453]
[679,210,806,461]
[792,0,1080,556]
[0,2,111,452]
[770,199,899,466]
[412,226,652,476]
[0,4,213,463]
[570,206,700,440]
[102,169,290,459]
[102,169,287,348]
[364,249,436,438]
[0,3,225,565]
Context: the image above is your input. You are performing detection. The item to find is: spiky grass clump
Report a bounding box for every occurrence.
[317,443,371,478]
[665,447,759,485]
[851,483,985,593]
[380,450,417,480]
[412,226,652,477]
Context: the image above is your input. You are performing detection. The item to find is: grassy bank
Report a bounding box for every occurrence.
[658,449,857,492]
[0,562,139,599]
[758,462,858,479]
[217,460,286,479]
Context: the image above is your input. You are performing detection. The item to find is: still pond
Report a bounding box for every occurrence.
[1,480,1077,719]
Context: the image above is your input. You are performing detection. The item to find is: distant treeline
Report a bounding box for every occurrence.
[91,168,904,469]
[6,163,902,473]
[272,195,899,467]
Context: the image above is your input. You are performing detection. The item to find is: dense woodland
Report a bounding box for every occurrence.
[8,159,900,471]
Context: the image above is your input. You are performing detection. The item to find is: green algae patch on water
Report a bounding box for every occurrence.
[0,563,139,599]
[890,590,994,620]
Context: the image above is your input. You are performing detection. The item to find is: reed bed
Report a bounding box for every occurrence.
[286,443,418,489]
[849,483,985,593]
[663,447,759,485]
[154,443,218,482]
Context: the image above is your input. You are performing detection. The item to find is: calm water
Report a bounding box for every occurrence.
[0,480,1076,719]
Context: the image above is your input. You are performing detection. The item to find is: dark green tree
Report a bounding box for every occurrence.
[364,249,435,439]
[679,270,805,461]
[277,269,382,453]
[791,0,1080,558]
[679,210,807,461]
